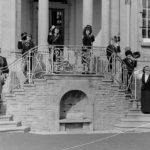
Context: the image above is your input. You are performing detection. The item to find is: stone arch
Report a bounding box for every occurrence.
[59,90,89,119]
[55,86,95,105]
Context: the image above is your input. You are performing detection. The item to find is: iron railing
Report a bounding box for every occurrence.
[0,44,141,114]
[2,45,131,94]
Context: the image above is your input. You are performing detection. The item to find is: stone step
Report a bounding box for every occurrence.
[120,117,150,122]
[115,122,150,128]
[0,121,22,127]
[0,115,13,121]
[0,126,30,133]
[126,112,150,117]
[115,127,150,133]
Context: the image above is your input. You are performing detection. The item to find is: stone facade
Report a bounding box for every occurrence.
[0,0,148,68]
[5,75,131,133]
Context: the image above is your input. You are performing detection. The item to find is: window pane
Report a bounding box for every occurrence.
[148,9,150,18]
[148,20,150,27]
[143,0,147,8]
[143,9,146,18]
[148,30,150,38]
[142,29,146,38]
[143,19,147,27]
[148,0,150,8]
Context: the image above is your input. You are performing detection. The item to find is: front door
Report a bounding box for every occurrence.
[49,9,64,44]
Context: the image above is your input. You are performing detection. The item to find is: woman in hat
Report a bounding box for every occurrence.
[82,25,95,74]
[47,25,63,73]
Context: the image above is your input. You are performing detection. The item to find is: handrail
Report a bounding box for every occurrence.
[2,44,137,98]
[2,45,108,92]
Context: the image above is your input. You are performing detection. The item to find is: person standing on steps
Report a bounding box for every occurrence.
[139,66,150,114]
[47,25,63,73]
[18,33,35,83]
[123,48,137,93]
[82,25,95,74]
[106,36,121,73]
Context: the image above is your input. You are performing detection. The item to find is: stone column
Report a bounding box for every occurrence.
[38,0,49,45]
[125,0,131,47]
[83,0,93,27]
[101,0,110,46]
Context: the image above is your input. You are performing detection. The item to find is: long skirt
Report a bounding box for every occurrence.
[141,90,150,113]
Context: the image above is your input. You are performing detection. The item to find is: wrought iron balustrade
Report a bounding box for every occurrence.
[1,45,127,93]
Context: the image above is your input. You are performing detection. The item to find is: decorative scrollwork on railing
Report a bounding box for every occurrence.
[2,45,133,95]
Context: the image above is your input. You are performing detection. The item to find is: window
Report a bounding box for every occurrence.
[142,0,150,42]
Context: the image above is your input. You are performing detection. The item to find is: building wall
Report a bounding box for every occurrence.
[0,0,18,63]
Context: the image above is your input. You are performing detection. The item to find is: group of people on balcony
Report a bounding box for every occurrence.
[15,25,150,114]
[47,24,95,74]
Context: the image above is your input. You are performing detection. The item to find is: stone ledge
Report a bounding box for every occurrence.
[44,74,104,80]
[0,115,13,121]
[59,118,92,123]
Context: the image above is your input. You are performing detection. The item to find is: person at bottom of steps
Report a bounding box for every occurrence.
[140,66,150,114]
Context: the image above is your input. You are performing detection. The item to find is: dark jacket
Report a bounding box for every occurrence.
[22,40,34,54]
[0,56,9,74]
[106,44,121,58]
[18,40,34,55]
[82,35,95,47]
[141,74,150,91]
[47,34,63,45]
[123,57,137,74]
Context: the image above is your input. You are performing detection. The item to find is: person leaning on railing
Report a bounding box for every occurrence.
[122,48,137,94]
[106,36,121,73]
[82,25,95,74]
[18,33,35,83]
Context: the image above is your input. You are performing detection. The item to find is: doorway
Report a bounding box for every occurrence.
[49,9,64,44]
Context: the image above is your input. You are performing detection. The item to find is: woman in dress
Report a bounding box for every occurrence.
[140,66,150,113]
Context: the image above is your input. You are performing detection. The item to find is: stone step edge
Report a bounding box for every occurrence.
[115,123,150,128]
[0,126,31,133]
[0,121,21,126]
[0,115,13,120]
[120,118,150,122]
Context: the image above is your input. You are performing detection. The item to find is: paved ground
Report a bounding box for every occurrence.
[0,132,150,150]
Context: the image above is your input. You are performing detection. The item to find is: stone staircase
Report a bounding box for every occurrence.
[0,114,30,133]
[114,107,150,132]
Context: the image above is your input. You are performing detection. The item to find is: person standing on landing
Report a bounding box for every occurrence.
[140,66,150,113]
[82,25,95,74]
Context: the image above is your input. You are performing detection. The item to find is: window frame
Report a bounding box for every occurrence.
[142,0,150,42]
